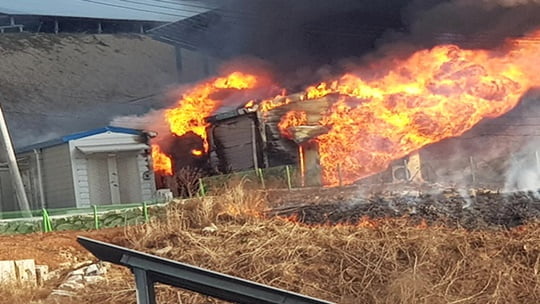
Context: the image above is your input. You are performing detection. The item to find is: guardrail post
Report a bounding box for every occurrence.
[42,209,52,232]
[199,178,206,197]
[133,267,157,304]
[142,202,149,223]
[285,166,292,190]
[257,168,266,189]
[92,205,99,229]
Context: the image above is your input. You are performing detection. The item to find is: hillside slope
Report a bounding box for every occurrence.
[0,33,178,147]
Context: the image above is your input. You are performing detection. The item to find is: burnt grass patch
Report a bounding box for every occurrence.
[266,188,540,229]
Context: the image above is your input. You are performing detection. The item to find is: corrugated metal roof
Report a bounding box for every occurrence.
[17,126,144,154]
[0,0,215,22]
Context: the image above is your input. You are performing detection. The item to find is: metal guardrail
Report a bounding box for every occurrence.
[78,237,334,304]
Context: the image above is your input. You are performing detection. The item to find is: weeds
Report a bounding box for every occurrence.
[67,183,540,303]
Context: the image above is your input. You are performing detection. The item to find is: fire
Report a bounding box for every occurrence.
[277,110,307,139]
[357,216,378,229]
[191,149,203,157]
[151,144,172,176]
[164,72,258,152]
[152,30,540,186]
[277,30,540,186]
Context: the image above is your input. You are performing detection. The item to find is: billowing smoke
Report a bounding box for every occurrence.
[373,0,540,58]
[186,0,540,89]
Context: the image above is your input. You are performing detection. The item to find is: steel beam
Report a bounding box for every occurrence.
[78,236,334,304]
[133,267,156,304]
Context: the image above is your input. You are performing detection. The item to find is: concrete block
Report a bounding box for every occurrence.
[0,260,16,283]
[14,259,36,285]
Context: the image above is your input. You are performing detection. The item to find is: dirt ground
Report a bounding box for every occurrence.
[0,228,126,270]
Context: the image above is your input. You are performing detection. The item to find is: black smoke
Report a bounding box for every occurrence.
[161,0,540,88]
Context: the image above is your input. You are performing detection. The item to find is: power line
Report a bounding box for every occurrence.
[78,0,193,18]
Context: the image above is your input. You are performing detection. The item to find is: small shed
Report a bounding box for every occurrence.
[207,110,266,173]
[0,126,155,212]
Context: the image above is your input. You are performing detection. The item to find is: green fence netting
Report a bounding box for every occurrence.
[200,165,301,194]
[0,201,163,235]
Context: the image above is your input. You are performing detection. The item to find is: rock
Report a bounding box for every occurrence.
[202,223,219,234]
[49,289,77,297]
[61,274,85,290]
[85,263,107,276]
[85,275,106,284]
[154,246,173,255]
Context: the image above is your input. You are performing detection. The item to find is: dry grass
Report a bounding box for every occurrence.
[65,182,540,304]
[8,182,536,303]
[0,281,61,304]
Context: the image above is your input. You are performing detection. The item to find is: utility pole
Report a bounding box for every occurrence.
[0,105,31,216]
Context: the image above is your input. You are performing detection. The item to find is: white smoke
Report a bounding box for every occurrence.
[504,139,540,192]
[109,109,168,135]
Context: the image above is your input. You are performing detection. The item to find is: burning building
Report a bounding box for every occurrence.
[147,28,540,192]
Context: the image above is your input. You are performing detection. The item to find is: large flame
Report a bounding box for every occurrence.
[278,110,307,139]
[278,31,540,186]
[151,144,172,176]
[153,31,540,185]
[164,72,258,152]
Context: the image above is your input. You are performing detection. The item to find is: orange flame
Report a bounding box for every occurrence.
[191,149,203,157]
[357,216,378,229]
[278,30,540,186]
[277,110,307,139]
[151,144,172,176]
[164,72,258,152]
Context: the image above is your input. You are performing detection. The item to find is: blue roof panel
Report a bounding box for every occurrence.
[17,126,144,154]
